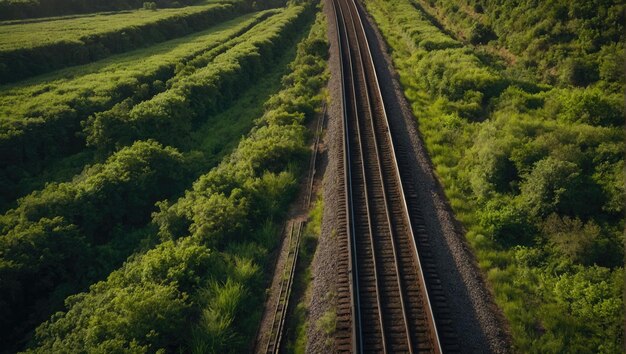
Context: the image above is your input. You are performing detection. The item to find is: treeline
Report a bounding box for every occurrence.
[23,8,327,353]
[364,0,623,351]
[0,0,287,83]
[0,10,278,207]
[84,3,314,153]
[0,0,205,20]
[416,0,625,89]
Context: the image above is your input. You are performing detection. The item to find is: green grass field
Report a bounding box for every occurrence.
[0,3,228,51]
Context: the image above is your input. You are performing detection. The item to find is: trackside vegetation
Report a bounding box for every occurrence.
[413,0,624,89]
[16,4,327,353]
[0,0,209,20]
[363,0,623,351]
[84,3,314,152]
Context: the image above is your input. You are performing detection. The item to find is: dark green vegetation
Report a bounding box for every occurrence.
[0,140,197,348]
[0,0,328,352]
[364,0,623,352]
[0,0,285,83]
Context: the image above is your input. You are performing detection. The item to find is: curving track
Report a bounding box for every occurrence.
[332,0,445,352]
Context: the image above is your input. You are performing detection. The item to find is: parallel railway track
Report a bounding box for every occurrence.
[332,0,447,352]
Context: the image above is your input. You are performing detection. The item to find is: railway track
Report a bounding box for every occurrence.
[263,221,304,354]
[332,0,448,352]
[257,101,326,354]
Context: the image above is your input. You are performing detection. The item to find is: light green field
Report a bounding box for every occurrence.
[0,3,227,51]
[0,10,278,120]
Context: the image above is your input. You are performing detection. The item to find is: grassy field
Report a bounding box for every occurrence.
[0,9,281,207]
[0,3,229,51]
[0,0,284,83]
[0,2,323,351]
[0,10,278,118]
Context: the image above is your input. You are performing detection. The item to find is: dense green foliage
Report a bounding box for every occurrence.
[84,3,313,152]
[364,0,623,351]
[415,0,625,89]
[23,8,327,352]
[0,10,278,207]
[0,0,287,83]
[0,140,197,349]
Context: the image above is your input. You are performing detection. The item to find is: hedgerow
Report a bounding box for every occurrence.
[0,140,196,349]
[0,10,278,205]
[84,3,315,152]
[23,5,328,353]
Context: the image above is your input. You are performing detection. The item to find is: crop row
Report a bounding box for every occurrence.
[363,0,624,352]
[0,0,286,83]
[84,3,316,151]
[0,10,280,204]
[22,7,327,353]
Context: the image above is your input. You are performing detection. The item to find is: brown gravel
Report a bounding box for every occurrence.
[307,0,513,353]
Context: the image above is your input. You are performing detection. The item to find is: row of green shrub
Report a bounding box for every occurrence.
[0,140,199,350]
[0,10,278,206]
[417,0,624,89]
[22,7,328,353]
[83,3,313,152]
[364,0,623,351]
[0,0,205,20]
[0,4,314,350]
[0,3,253,83]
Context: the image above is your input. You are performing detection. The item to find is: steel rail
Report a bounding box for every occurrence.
[347,0,442,350]
[333,0,443,352]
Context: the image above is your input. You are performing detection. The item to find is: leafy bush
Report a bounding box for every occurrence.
[0,140,193,348]
[143,1,157,10]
